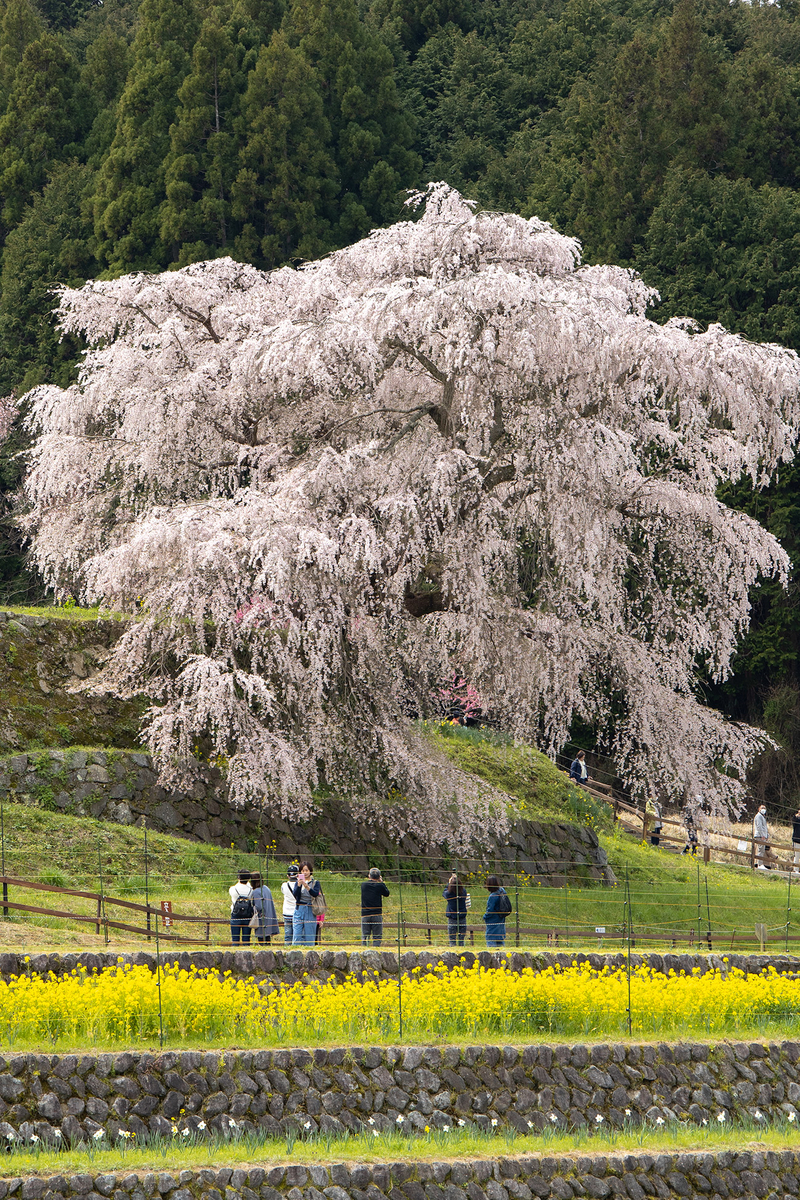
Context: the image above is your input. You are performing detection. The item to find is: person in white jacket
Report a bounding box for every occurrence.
[280,864,299,943]
[753,806,770,868]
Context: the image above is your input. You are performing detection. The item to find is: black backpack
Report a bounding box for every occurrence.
[231,894,254,921]
[496,890,512,915]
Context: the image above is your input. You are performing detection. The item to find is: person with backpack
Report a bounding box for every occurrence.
[483,874,511,946]
[291,860,321,945]
[229,869,254,945]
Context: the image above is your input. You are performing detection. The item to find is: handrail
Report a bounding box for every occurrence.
[564,770,798,873]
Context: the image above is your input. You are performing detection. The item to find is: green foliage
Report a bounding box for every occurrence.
[231,29,337,266]
[92,0,201,271]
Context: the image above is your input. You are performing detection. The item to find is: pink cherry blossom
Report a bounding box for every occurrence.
[21,184,800,843]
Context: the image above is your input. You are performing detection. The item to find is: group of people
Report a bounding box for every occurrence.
[571,750,800,871]
[229,861,326,946]
[228,862,513,947]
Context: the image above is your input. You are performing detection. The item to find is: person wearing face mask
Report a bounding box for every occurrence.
[753,805,770,869]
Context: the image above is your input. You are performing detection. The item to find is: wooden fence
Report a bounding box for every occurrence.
[0,872,797,953]
[568,772,799,875]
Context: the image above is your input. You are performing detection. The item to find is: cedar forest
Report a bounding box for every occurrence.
[2,0,800,811]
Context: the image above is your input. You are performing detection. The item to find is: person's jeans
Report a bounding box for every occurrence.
[292,905,316,945]
[485,922,506,947]
[362,912,383,946]
[284,916,294,944]
[448,915,466,946]
[231,918,251,945]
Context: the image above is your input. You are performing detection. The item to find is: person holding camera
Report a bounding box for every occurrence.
[360,867,390,946]
[291,860,321,945]
[443,873,468,946]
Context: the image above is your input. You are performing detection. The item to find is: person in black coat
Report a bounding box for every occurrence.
[361,867,390,946]
[443,874,467,946]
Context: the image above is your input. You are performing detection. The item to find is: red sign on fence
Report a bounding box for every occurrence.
[160,900,173,929]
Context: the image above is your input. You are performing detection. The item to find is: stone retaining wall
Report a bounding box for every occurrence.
[0,1040,797,1146]
[1,1147,798,1200]
[0,947,796,986]
[0,747,613,886]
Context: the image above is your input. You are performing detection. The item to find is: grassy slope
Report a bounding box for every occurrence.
[429,725,798,952]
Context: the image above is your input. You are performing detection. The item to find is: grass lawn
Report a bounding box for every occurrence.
[0,801,793,954]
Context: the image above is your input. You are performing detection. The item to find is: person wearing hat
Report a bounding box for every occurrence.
[281,864,299,943]
[361,867,390,946]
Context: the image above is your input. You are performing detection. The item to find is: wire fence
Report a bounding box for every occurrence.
[0,837,797,954]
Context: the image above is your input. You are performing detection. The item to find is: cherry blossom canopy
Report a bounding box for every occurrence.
[22,185,800,843]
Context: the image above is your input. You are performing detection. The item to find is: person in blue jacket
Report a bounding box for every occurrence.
[442,873,468,945]
[483,874,510,947]
[570,750,588,787]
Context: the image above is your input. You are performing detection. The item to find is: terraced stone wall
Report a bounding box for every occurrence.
[2,1148,797,1200]
[0,948,797,986]
[0,1040,797,1146]
[0,745,613,886]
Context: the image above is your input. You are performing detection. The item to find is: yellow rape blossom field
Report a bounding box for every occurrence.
[1,960,800,1049]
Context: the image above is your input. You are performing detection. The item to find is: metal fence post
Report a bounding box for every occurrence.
[515,853,520,948]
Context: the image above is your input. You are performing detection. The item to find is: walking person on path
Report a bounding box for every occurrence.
[645,797,663,847]
[569,751,589,788]
[443,873,468,946]
[361,867,390,946]
[793,810,800,874]
[681,798,698,856]
[229,869,254,946]
[482,874,511,947]
[281,864,298,943]
[753,805,770,869]
[250,872,279,943]
[292,860,321,945]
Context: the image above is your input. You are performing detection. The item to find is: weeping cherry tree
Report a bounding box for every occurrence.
[21,185,800,845]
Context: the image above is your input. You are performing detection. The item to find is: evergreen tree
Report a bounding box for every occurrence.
[160,0,269,265]
[287,0,420,241]
[232,30,337,266]
[0,159,95,395]
[92,0,200,272]
[80,23,132,165]
[0,0,43,108]
[0,31,87,232]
